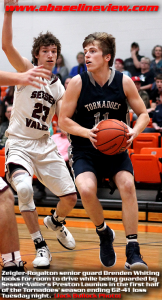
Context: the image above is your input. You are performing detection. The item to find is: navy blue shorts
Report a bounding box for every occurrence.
[72,146,133,181]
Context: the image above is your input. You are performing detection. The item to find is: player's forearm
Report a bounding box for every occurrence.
[59,117,89,139]
[2,12,13,53]
[133,112,150,134]
[0,71,19,86]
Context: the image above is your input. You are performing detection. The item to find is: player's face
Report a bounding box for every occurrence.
[36,45,57,71]
[84,41,110,72]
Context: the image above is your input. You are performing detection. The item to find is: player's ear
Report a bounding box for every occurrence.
[105,54,111,62]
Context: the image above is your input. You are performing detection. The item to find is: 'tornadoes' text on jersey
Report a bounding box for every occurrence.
[70,69,128,148]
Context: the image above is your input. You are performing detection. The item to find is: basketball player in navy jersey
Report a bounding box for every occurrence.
[59,32,149,270]
[2,0,77,269]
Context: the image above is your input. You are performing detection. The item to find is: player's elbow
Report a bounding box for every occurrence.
[2,42,8,53]
[2,42,12,56]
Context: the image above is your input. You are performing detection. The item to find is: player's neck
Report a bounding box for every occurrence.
[91,67,111,87]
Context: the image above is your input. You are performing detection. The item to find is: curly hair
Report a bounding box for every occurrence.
[82,32,116,67]
[31,31,61,65]
[152,45,162,59]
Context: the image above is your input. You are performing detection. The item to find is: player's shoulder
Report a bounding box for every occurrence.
[122,73,133,85]
[66,75,82,94]
[70,74,82,86]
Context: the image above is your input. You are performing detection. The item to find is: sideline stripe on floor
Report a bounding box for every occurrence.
[16,216,162,233]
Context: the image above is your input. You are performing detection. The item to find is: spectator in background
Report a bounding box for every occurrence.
[150,45,162,76]
[115,58,131,77]
[139,57,155,98]
[129,77,154,120]
[124,42,143,76]
[52,54,68,83]
[144,93,162,133]
[69,52,87,77]
[3,86,14,105]
[64,76,72,90]
[0,104,12,149]
[150,73,162,107]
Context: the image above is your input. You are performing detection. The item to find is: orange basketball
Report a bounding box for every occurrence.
[95,119,129,155]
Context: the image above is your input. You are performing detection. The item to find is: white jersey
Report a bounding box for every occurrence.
[0,177,8,192]
[6,74,64,139]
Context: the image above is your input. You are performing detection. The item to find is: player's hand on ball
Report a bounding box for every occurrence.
[87,127,99,149]
[126,125,138,148]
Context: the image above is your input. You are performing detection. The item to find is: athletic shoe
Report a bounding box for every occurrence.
[44,210,75,250]
[0,261,53,296]
[125,242,148,270]
[96,226,116,267]
[32,240,52,268]
[0,261,26,294]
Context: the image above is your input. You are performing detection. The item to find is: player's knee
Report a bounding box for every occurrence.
[79,185,96,200]
[0,187,14,205]
[11,173,35,211]
[66,193,77,206]
[122,178,135,195]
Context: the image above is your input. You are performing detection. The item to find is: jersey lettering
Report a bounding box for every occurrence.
[85,100,121,111]
[30,90,55,105]
[26,118,48,131]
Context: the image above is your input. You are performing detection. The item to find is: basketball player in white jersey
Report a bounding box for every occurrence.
[2,0,77,268]
[0,67,51,289]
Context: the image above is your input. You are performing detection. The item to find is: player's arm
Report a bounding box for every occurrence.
[2,0,32,72]
[59,75,98,144]
[123,75,149,143]
[0,66,51,88]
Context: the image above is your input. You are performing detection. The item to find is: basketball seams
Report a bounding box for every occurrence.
[96,119,128,155]
[96,134,127,147]
[99,136,127,155]
[97,128,127,133]
[98,119,126,131]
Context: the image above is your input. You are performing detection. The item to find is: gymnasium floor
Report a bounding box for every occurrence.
[0,216,161,300]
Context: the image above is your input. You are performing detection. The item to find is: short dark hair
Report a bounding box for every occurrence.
[76,52,85,59]
[156,74,162,80]
[83,32,116,67]
[31,31,61,66]
[152,45,162,58]
[131,42,139,48]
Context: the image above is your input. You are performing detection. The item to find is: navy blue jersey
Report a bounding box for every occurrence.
[70,69,128,148]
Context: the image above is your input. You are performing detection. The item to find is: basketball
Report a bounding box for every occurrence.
[95,119,129,155]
